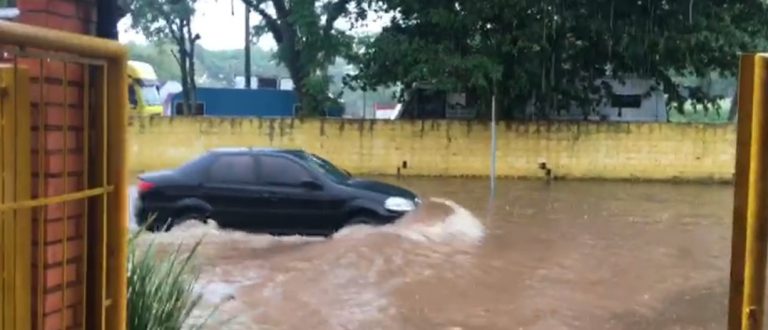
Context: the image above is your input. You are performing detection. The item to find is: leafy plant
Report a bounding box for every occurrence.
[129,0,201,115]
[242,0,372,115]
[349,0,766,120]
[127,225,214,330]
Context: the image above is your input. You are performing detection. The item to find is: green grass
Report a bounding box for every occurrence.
[127,225,217,330]
[667,98,733,124]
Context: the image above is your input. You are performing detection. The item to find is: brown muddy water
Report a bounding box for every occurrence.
[131,178,736,330]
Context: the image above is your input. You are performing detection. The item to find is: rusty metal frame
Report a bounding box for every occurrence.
[0,21,128,330]
[729,53,768,330]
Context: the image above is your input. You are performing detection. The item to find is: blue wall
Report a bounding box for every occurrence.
[173,88,298,117]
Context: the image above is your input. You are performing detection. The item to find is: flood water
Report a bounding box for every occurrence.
[134,178,736,330]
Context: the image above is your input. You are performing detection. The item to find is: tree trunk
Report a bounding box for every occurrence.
[187,53,197,115]
[244,0,347,117]
[286,56,322,117]
[178,49,192,115]
[245,7,252,89]
[186,18,198,115]
[291,72,316,117]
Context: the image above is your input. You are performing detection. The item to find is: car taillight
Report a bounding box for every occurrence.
[137,180,155,194]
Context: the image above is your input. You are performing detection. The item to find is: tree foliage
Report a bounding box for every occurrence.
[127,43,182,80]
[129,0,201,115]
[241,0,372,115]
[350,0,767,119]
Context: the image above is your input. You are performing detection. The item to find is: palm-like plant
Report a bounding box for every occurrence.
[127,224,215,330]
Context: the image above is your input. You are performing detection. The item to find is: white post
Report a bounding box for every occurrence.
[490,93,497,196]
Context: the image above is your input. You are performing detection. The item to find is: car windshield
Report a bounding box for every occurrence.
[304,153,351,182]
[141,86,162,106]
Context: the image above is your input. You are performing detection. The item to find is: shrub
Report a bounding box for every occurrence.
[127,227,212,330]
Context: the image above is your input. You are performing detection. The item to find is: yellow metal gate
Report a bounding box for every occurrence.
[0,21,128,330]
[0,58,32,330]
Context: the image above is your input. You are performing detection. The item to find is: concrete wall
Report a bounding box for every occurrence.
[130,117,737,182]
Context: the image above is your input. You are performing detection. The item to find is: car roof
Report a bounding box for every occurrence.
[208,147,306,157]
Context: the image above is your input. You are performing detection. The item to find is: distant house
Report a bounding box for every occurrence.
[234,76,294,90]
[397,84,478,119]
[373,103,401,120]
[548,78,667,122]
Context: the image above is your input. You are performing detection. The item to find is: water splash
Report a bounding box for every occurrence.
[395,197,486,243]
[334,197,486,245]
[196,281,238,304]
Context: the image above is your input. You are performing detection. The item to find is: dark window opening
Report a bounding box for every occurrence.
[128,86,137,108]
[174,102,205,116]
[257,77,278,89]
[610,94,643,109]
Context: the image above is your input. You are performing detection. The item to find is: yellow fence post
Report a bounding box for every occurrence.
[105,55,129,330]
[729,53,768,330]
[0,64,32,330]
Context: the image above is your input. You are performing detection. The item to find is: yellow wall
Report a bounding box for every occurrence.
[130,117,737,181]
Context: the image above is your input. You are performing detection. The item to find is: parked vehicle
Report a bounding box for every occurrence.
[135,148,421,235]
[127,60,163,116]
[170,87,345,118]
[171,87,299,117]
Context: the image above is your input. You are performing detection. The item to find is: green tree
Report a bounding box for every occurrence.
[350,0,766,120]
[129,0,201,115]
[126,42,182,81]
[241,0,370,115]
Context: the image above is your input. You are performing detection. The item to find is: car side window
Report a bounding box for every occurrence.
[208,155,257,184]
[128,85,138,108]
[259,155,312,187]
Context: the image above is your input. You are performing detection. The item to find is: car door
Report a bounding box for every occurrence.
[256,154,339,233]
[201,154,274,231]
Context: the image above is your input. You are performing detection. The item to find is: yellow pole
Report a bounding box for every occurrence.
[0,63,31,330]
[729,53,768,330]
[0,21,124,59]
[105,55,128,330]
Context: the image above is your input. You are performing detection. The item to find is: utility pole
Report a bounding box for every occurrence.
[244,6,252,89]
[490,92,497,196]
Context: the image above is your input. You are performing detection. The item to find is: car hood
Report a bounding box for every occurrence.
[346,179,417,199]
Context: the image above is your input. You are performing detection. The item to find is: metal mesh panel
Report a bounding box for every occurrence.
[0,23,126,330]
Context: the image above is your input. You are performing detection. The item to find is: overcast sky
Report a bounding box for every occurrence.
[118,0,389,51]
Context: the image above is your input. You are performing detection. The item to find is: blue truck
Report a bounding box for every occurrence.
[171,87,344,117]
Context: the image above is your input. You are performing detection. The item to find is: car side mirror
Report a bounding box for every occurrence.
[300,179,322,190]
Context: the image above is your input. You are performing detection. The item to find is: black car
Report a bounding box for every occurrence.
[135,148,420,235]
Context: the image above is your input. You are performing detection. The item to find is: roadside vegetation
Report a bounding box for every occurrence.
[668,99,733,124]
[127,225,217,330]
[120,0,765,121]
